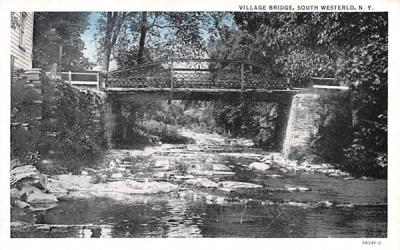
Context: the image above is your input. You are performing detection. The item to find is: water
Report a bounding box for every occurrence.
[11,130,387,238]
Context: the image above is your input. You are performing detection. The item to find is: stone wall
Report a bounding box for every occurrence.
[282,88,352,159]
[11,70,107,173]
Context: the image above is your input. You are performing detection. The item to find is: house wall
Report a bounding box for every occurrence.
[11,12,34,70]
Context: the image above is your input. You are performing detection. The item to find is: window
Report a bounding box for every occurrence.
[18,12,27,49]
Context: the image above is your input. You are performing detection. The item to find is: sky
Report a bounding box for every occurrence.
[81,12,101,67]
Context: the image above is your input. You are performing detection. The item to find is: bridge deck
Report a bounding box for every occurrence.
[106,87,300,102]
[105,87,298,93]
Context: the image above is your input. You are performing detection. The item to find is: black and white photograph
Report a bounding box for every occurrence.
[3,0,398,245]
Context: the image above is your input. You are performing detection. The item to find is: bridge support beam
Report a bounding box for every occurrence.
[282,88,352,160]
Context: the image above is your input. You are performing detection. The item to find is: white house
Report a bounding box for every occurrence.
[10,12,34,70]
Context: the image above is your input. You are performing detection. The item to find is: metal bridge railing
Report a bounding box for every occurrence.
[100,58,288,91]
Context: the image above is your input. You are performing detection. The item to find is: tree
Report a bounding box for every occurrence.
[96,12,127,71]
[32,12,91,71]
[110,12,211,68]
[209,12,387,176]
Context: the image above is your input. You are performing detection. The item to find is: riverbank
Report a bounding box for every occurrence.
[11,129,387,238]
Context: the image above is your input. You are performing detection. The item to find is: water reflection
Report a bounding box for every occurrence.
[11,130,387,238]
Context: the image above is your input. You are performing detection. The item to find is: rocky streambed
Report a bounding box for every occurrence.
[11,129,387,238]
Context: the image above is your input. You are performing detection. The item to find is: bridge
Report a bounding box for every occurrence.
[100,58,301,102]
[58,58,349,148]
[64,58,348,101]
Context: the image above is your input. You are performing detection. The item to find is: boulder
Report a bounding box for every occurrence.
[248,162,270,171]
[54,174,93,190]
[212,164,231,171]
[11,188,22,199]
[154,159,170,168]
[173,175,195,180]
[219,181,262,190]
[286,186,311,192]
[111,173,124,178]
[29,203,58,211]
[67,191,94,199]
[10,165,47,190]
[11,159,22,169]
[270,153,286,164]
[86,180,178,195]
[10,221,30,229]
[211,171,235,176]
[20,183,42,196]
[14,200,31,209]
[26,192,58,204]
[185,178,219,188]
[46,178,68,194]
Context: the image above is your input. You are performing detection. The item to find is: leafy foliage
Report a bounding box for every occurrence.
[121,99,279,150]
[208,12,387,176]
[11,76,107,174]
[94,12,213,69]
[32,12,92,71]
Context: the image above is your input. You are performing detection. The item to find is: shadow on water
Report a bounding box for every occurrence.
[12,196,387,238]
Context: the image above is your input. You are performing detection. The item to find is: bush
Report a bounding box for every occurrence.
[11,77,107,174]
[286,145,308,161]
[136,120,194,144]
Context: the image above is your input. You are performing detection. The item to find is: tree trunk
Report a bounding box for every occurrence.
[102,45,112,71]
[137,12,148,65]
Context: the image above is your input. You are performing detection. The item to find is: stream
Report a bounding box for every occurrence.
[11,129,387,238]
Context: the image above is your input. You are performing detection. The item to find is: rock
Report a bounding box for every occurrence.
[35,225,51,231]
[81,170,89,176]
[11,188,22,199]
[67,191,94,199]
[260,155,272,163]
[154,159,170,168]
[297,187,311,192]
[286,186,310,192]
[248,162,270,171]
[173,175,195,180]
[46,178,69,194]
[188,169,213,176]
[361,176,375,181]
[303,154,323,164]
[318,200,334,207]
[215,196,226,204]
[205,158,214,164]
[10,165,46,190]
[10,221,30,229]
[266,174,283,178]
[153,172,166,178]
[11,158,22,169]
[212,164,231,171]
[211,171,235,176]
[20,183,42,196]
[54,175,93,190]
[29,203,58,211]
[15,200,31,209]
[185,178,219,188]
[111,173,124,178]
[86,180,178,195]
[26,192,58,204]
[270,153,286,164]
[219,181,262,190]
